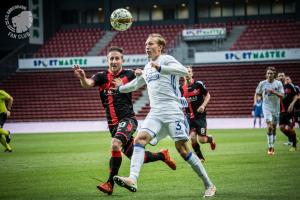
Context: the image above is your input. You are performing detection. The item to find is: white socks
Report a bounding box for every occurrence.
[129,144,145,182]
[267,133,276,148]
[185,152,213,189]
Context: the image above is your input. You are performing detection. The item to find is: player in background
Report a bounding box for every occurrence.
[73,46,176,195]
[0,90,13,152]
[252,95,263,128]
[277,73,292,145]
[255,66,284,155]
[180,66,216,162]
[293,85,300,128]
[278,74,298,151]
[113,33,216,197]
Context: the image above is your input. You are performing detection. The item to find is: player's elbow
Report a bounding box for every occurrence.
[81,84,91,89]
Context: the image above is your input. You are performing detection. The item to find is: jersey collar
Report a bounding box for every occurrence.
[185,79,195,86]
[108,68,123,77]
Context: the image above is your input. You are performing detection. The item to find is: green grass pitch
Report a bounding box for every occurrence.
[0,128,299,200]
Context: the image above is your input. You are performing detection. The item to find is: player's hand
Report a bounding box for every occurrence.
[73,64,85,79]
[6,110,11,117]
[111,78,123,90]
[197,105,205,113]
[266,88,275,94]
[287,104,294,113]
[135,68,143,76]
[150,61,160,71]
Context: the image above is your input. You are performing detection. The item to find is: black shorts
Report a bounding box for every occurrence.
[108,117,138,147]
[0,112,7,128]
[188,117,207,136]
[279,112,293,125]
[294,111,300,123]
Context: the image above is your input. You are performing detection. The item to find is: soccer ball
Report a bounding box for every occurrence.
[110,8,133,31]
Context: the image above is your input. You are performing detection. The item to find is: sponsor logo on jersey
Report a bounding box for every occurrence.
[145,68,160,83]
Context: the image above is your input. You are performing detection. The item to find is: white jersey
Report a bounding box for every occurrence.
[256,79,284,115]
[119,54,188,119]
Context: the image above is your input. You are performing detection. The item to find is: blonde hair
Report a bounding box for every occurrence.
[186,65,192,70]
[148,33,166,49]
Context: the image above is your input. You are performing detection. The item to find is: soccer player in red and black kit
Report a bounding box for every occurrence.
[180,66,216,161]
[293,85,300,127]
[277,73,298,151]
[73,47,176,195]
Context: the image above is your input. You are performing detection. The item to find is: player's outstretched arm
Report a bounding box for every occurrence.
[73,64,95,88]
[153,55,188,76]
[116,76,146,93]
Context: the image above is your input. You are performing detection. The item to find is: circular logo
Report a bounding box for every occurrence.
[5,5,33,39]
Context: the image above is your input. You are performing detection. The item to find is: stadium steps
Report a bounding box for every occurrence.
[99,24,185,55]
[133,88,149,114]
[87,31,117,56]
[220,25,246,50]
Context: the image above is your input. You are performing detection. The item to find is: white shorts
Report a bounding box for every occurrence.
[263,108,279,124]
[140,113,189,146]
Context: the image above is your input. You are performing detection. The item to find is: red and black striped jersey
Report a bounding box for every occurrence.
[92,69,136,126]
[294,85,300,111]
[180,79,208,119]
[280,83,297,112]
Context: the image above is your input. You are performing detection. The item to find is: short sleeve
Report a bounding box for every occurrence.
[196,81,208,95]
[256,81,263,94]
[91,72,106,86]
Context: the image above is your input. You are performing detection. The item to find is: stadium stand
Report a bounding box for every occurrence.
[2,16,300,122]
[34,28,105,57]
[99,24,185,55]
[30,19,300,59]
[1,63,298,122]
[230,19,300,50]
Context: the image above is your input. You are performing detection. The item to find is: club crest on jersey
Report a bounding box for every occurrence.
[190,96,198,102]
[105,89,116,95]
[145,68,160,83]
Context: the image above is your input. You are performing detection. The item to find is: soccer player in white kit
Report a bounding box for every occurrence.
[113,33,216,197]
[255,66,284,155]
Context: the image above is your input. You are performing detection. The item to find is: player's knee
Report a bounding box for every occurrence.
[175,141,189,158]
[111,138,122,151]
[190,135,197,143]
[175,145,186,157]
[198,135,207,143]
[279,125,286,132]
[134,131,150,146]
[267,123,273,131]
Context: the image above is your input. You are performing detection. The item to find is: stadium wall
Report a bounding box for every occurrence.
[5,118,258,134]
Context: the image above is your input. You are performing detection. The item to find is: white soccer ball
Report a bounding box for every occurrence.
[110,8,133,31]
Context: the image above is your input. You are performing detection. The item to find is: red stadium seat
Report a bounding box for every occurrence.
[34,28,105,58]
[231,19,300,50]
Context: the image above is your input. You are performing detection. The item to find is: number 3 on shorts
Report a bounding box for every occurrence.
[175,121,182,130]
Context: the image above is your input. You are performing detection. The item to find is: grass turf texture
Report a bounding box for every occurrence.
[0,128,299,200]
